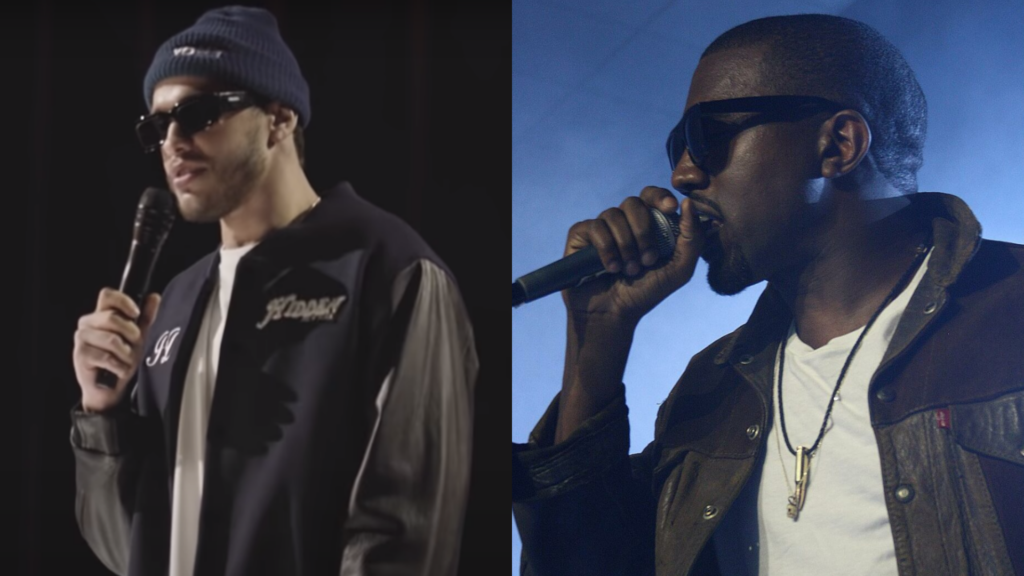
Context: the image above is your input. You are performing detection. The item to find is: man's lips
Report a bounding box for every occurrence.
[692,205,723,233]
[171,165,206,185]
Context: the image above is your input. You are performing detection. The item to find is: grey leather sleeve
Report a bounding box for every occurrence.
[339,259,479,575]
[69,403,144,576]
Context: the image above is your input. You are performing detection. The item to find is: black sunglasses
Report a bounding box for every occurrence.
[666,95,846,171]
[135,91,257,153]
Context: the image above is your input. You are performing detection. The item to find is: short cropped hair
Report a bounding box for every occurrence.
[702,14,927,193]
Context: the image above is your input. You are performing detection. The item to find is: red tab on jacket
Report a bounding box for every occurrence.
[935,408,951,429]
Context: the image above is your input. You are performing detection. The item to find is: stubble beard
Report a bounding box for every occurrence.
[171,130,266,224]
[702,234,756,296]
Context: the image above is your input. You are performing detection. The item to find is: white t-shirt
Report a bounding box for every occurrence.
[714,249,932,575]
[168,242,256,576]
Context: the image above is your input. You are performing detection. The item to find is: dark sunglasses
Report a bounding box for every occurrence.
[666,95,846,171]
[135,91,257,153]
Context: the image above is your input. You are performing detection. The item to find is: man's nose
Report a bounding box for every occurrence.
[161,120,192,156]
[671,149,709,196]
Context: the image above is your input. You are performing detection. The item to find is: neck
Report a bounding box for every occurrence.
[771,195,928,349]
[218,160,318,249]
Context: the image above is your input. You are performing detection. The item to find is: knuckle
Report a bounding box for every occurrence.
[588,225,612,248]
[82,312,102,328]
[80,328,99,348]
[621,196,643,209]
[631,205,653,228]
[643,187,674,210]
[107,351,126,369]
[111,310,130,328]
[610,217,633,240]
[639,186,661,200]
[98,288,116,306]
[569,219,593,241]
[106,332,123,349]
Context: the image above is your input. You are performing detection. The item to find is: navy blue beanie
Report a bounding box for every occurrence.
[143,6,310,127]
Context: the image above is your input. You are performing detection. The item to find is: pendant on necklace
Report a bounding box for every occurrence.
[786,446,811,520]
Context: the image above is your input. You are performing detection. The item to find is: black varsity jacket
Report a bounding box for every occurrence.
[70,181,478,576]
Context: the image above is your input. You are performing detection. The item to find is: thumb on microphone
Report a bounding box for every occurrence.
[138,293,162,339]
[660,197,705,282]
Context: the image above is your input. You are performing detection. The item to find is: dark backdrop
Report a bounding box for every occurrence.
[4,1,507,574]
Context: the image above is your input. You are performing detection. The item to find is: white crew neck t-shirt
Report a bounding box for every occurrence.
[168,242,257,576]
[714,248,932,575]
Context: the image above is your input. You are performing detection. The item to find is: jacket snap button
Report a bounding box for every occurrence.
[702,505,718,519]
[923,302,937,314]
[876,387,896,403]
[895,485,915,503]
[738,354,753,365]
[746,425,760,440]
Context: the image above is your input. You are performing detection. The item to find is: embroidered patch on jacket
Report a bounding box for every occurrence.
[145,327,182,366]
[256,294,347,329]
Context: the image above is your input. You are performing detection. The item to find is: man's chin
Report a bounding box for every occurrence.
[179,211,220,224]
[705,256,756,296]
[173,193,223,223]
[707,273,750,295]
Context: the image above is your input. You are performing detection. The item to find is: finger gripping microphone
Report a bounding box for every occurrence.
[512,208,680,307]
[96,187,177,389]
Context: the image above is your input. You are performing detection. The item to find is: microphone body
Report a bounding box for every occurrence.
[512,208,680,307]
[96,187,176,389]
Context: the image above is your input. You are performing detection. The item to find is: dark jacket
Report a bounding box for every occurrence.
[71,182,478,576]
[512,192,1024,575]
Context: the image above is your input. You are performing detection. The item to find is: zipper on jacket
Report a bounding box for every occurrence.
[943,425,978,575]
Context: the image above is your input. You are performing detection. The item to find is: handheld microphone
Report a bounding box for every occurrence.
[96,187,176,389]
[512,208,680,307]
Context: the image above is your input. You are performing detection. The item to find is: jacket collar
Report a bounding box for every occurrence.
[712,192,984,368]
[194,181,370,288]
[213,181,364,268]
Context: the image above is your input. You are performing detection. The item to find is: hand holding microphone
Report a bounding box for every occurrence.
[513,187,706,443]
[513,187,705,326]
[73,290,162,413]
[72,187,175,413]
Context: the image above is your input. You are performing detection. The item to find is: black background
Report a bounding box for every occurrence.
[3,0,507,574]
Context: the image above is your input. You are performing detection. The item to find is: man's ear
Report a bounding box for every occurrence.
[266,103,298,146]
[818,109,871,179]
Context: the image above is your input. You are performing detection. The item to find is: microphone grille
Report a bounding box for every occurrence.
[133,187,176,244]
[649,208,681,259]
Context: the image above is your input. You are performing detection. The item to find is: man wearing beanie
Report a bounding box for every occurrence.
[68,6,477,576]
